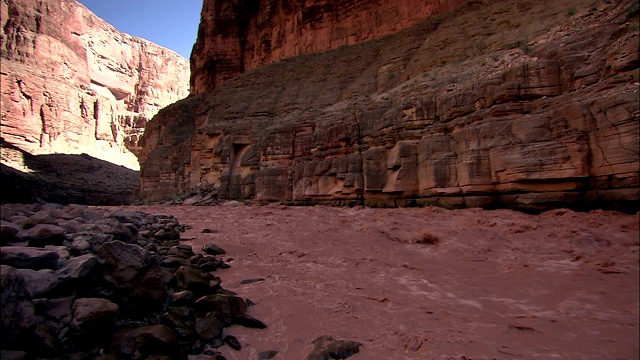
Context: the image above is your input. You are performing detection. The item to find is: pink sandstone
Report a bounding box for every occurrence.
[1,0,190,170]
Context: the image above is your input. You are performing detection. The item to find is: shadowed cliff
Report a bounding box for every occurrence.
[1,139,138,205]
[139,0,639,213]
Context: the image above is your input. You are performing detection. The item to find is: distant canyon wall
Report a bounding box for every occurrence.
[190,0,463,94]
[140,0,639,212]
[0,0,190,170]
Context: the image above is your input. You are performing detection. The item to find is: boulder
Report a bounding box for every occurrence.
[1,220,23,244]
[54,254,99,285]
[0,265,37,348]
[305,335,362,360]
[70,297,118,339]
[98,241,153,286]
[43,245,71,265]
[108,325,181,360]
[194,294,247,324]
[194,312,224,341]
[34,296,74,324]
[0,246,60,270]
[167,245,196,258]
[19,210,59,230]
[98,240,167,315]
[232,314,268,329]
[14,268,59,298]
[174,265,216,295]
[223,335,241,351]
[25,224,68,247]
[202,243,226,256]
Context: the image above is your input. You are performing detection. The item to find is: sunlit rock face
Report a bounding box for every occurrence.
[140,0,639,211]
[0,0,189,170]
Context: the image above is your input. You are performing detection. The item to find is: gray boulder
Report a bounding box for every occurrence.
[98,241,167,315]
[0,265,37,348]
[25,224,68,247]
[1,220,23,244]
[0,246,60,270]
[19,210,58,230]
[54,254,99,285]
[15,268,59,298]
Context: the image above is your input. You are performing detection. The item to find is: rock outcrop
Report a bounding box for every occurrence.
[1,0,190,170]
[140,0,639,212]
[190,0,463,94]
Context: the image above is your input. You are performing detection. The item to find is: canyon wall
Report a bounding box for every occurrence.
[1,0,190,170]
[190,0,464,94]
[140,0,639,212]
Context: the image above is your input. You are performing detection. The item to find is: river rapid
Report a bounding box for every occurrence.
[122,204,639,360]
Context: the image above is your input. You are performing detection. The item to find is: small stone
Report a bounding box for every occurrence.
[202,243,226,255]
[170,290,194,306]
[240,277,265,285]
[233,314,268,329]
[71,238,91,252]
[223,335,241,350]
[0,350,27,360]
[258,350,279,359]
[209,338,225,348]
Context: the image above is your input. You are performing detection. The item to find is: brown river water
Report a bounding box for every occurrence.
[124,204,639,360]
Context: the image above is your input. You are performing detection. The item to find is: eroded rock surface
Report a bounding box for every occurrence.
[1,0,190,170]
[190,0,464,94]
[139,0,639,212]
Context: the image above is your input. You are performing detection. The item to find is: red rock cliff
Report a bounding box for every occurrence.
[1,0,190,170]
[190,0,463,94]
[141,0,639,211]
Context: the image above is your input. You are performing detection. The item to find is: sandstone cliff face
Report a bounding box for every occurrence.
[141,0,639,212]
[1,0,189,170]
[190,0,464,94]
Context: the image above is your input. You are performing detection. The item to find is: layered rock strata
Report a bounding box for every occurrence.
[1,0,190,170]
[190,0,464,94]
[140,0,639,212]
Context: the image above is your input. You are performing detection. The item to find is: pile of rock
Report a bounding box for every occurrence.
[0,203,264,360]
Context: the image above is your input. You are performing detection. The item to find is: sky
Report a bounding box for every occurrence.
[77,0,203,59]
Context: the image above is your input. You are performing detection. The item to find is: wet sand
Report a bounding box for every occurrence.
[126,204,639,360]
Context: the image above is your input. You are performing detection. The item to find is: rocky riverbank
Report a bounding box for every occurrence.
[0,203,261,360]
[2,201,637,359]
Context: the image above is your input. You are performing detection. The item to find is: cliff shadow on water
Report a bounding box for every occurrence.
[1,138,139,206]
